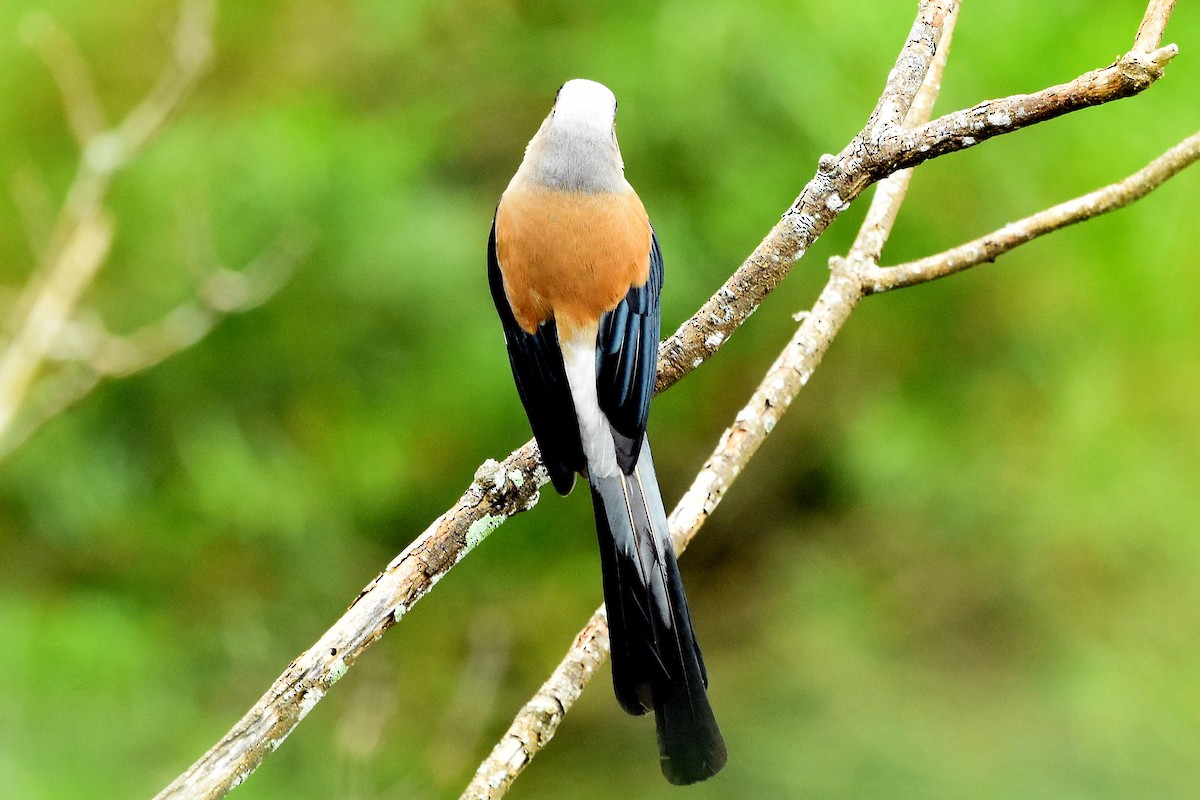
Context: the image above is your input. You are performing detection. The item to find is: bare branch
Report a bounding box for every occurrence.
[152,448,547,800]
[0,210,113,437]
[113,0,215,165]
[851,4,959,264]
[865,0,955,140]
[883,44,1178,174]
[1135,0,1177,53]
[19,13,107,146]
[0,367,101,463]
[0,0,218,453]
[654,0,1175,392]
[654,0,958,392]
[863,129,1200,294]
[0,229,309,462]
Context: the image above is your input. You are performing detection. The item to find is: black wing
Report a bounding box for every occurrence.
[488,216,584,495]
[596,228,663,473]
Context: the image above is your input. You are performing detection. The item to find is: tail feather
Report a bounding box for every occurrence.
[589,439,727,785]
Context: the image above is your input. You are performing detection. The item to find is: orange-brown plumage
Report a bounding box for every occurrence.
[495,181,651,338]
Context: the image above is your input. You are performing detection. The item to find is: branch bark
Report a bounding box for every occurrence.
[1135,0,1177,54]
[653,0,956,391]
[155,1,1188,797]
[862,129,1200,293]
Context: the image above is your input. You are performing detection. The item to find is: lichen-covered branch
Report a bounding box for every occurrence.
[882,44,1177,173]
[153,446,546,800]
[850,2,959,265]
[655,0,1177,392]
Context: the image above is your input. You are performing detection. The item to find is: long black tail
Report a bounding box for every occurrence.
[588,438,726,784]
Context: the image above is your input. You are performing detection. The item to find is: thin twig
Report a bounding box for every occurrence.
[19,13,106,146]
[114,0,215,164]
[0,229,310,462]
[880,44,1178,175]
[0,0,215,447]
[863,129,1200,294]
[0,211,113,437]
[1135,0,1177,54]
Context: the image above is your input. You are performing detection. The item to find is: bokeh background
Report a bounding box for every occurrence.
[1,1,1198,798]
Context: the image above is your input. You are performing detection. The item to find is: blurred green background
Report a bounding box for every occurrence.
[1,1,1198,798]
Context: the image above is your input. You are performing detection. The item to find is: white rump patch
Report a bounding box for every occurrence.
[560,327,618,479]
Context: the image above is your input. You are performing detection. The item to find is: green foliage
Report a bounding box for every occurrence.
[1,2,1198,798]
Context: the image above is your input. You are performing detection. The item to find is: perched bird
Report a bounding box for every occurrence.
[487,78,726,784]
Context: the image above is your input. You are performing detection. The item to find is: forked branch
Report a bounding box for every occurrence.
[0,0,302,460]
[463,1,1190,796]
[153,1,1188,797]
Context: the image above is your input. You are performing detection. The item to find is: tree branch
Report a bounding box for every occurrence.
[18,13,107,147]
[883,44,1177,173]
[0,1,215,447]
[0,209,113,440]
[153,447,548,800]
[850,1,959,265]
[653,0,957,391]
[862,129,1200,294]
[156,1,1189,797]
[1,0,300,465]
[0,228,309,462]
[1135,0,1177,54]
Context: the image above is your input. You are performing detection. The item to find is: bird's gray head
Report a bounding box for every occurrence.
[518,79,627,193]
